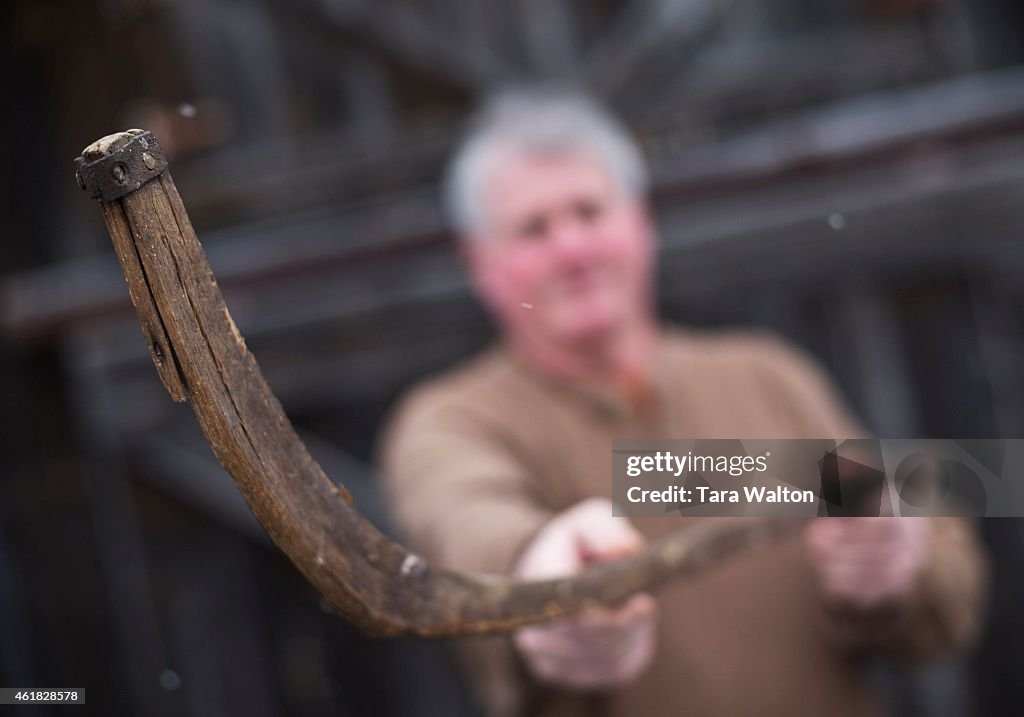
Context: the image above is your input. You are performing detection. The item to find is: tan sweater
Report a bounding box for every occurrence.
[379,326,988,717]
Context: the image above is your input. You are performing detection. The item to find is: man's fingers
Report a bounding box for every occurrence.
[526,619,655,689]
[513,499,656,689]
[820,561,917,607]
[564,498,645,562]
[571,594,657,629]
[517,528,584,579]
[516,497,647,579]
[516,511,589,580]
[807,517,929,610]
[617,615,656,680]
[807,518,928,565]
[515,593,657,661]
[522,594,656,646]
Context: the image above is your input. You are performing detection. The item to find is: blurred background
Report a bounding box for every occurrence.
[2,0,1024,714]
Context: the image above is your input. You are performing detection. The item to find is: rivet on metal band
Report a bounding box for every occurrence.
[74,130,168,202]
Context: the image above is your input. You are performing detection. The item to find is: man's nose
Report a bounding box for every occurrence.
[548,216,594,263]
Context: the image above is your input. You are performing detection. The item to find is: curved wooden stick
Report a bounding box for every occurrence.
[76,130,804,636]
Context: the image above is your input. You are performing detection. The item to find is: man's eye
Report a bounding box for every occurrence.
[517,217,548,241]
[575,199,603,223]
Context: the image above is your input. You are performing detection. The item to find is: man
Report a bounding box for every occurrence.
[379,87,987,717]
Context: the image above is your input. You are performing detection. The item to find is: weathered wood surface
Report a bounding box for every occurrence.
[78,130,802,636]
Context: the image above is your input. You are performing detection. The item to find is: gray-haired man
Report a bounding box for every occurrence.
[380,87,987,717]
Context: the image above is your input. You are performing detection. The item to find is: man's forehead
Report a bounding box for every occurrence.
[489,147,613,183]
[482,149,618,215]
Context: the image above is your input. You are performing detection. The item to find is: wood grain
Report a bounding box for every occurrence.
[81,130,802,636]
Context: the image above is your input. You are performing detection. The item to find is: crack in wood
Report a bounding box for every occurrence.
[79,129,805,637]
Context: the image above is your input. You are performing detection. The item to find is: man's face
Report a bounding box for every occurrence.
[464,149,656,349]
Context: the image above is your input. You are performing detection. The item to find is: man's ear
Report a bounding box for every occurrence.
[455,234,479,269]
[626,199,659,258]
[632,199,658,241]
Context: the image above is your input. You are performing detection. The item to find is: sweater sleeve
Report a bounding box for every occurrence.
[377,383,554,717]
[378,384,552,575]
[750,331,990,661]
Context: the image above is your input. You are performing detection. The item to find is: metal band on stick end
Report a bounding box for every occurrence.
[75,129,168,201]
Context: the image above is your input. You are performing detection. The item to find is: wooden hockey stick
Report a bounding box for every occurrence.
[75,129,802,636]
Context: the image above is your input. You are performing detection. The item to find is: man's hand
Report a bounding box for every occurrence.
[806,517,930,609]
[512,498,657,690]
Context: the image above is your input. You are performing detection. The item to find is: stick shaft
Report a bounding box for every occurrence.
[78,130,804,636]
